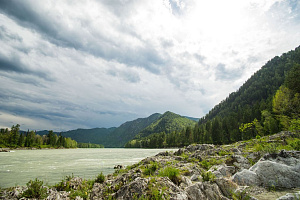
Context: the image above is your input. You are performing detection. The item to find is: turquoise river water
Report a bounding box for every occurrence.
[0,148,175,188]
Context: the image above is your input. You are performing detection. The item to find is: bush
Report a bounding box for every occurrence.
[158,166,181,185]
[201,171,216,182]
[231,190,251,200]
[289,138,300,151]
[95,172,105,183]
[22,178,47,199]
[143,162,159,176]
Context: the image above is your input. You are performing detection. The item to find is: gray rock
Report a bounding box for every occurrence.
[215,178,238,198]
[185,182,229,200]
[115,177,149,199]
[209,164,235,178]
[276,191,300,200]
[180,176,193,188]
[232,150,300,188]
[231,155,251,170]
[186,144,215,153]
[190,174,199,181]
[232,169,259,186]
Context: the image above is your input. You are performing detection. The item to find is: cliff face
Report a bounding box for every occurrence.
[1,131,300,200]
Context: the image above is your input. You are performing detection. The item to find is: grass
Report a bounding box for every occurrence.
[201,171,216,182]
[143,162,159,176]
[158,166,181,185]
[200,158,223,170]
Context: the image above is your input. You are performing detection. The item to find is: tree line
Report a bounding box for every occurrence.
[0,126,77,148]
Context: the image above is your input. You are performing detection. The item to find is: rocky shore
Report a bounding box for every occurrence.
[1,131,300,200]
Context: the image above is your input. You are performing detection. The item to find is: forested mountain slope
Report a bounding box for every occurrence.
[61,128,116,145]
[102,113,162,147]
[201,46,300,123]
[60,113,162,147]
[125,111,197,148]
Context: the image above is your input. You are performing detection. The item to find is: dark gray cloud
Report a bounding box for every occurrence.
[0,0,168,75]
[0,54,52,81]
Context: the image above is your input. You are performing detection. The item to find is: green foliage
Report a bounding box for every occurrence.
[22,178,47,199]
[231,190,251,200]
[95,172,105,183]
[289,119,300,132]
[218,150,232,156]
[55,175,94,199]
[288,138,300,151]
[158,166,181,185]
[200,158,223,170]
[143,162,159,176]
[201,171,216,182]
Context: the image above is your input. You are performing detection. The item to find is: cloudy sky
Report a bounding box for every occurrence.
[0,0,300,131]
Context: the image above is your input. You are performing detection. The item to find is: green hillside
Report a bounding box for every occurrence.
[56,113,161,147]
[61,127,116,145]
[125,111,197,148]
[136,111,196,138]
[102,113,162,147]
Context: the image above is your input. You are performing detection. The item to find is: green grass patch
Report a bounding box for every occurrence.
[158,166,181,185]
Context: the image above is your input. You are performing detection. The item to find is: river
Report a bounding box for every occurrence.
[0,148,175,188]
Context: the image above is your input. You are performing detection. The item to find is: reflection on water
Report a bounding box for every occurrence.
[0,148,175,188]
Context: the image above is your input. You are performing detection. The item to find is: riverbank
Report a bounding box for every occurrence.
[1,131,300,199]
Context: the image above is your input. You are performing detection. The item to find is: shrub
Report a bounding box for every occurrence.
[158,166,181,185]
[95,172,105,183]
[143,162,159,176]
[22,178,47,199]
[201,171,216,182]
[289,138,300,151]
[231,190,251,200]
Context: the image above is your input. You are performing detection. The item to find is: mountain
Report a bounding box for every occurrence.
[135,111,197,139]
[61,127,116,145]
[101,113,162,147]
[51,113,161,147]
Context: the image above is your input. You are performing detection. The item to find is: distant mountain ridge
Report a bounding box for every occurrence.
[135,111,197,139]
[33,112,196,147]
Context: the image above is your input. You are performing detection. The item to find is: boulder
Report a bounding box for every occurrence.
[232,150,300,188]
[215,178,238,198]
[276,191,300,200]
[185,182,229,200]
[115,177,149,199]
[114,165,124,169]
[209,164,235,178]
[226,155,251,171]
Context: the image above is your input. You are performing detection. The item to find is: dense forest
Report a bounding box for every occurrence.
[0,125,78,148]
[125,46,300,148]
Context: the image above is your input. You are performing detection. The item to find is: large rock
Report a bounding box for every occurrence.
[232,150,300,188]
[209,164,235,178]
[114,177,188,200]
[185,182,229,200]
[226,155,251,171]
[277,191,300,200]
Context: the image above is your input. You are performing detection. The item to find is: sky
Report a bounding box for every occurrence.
[0,0,300,131]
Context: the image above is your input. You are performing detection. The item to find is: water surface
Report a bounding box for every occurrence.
[0,148,175,188]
